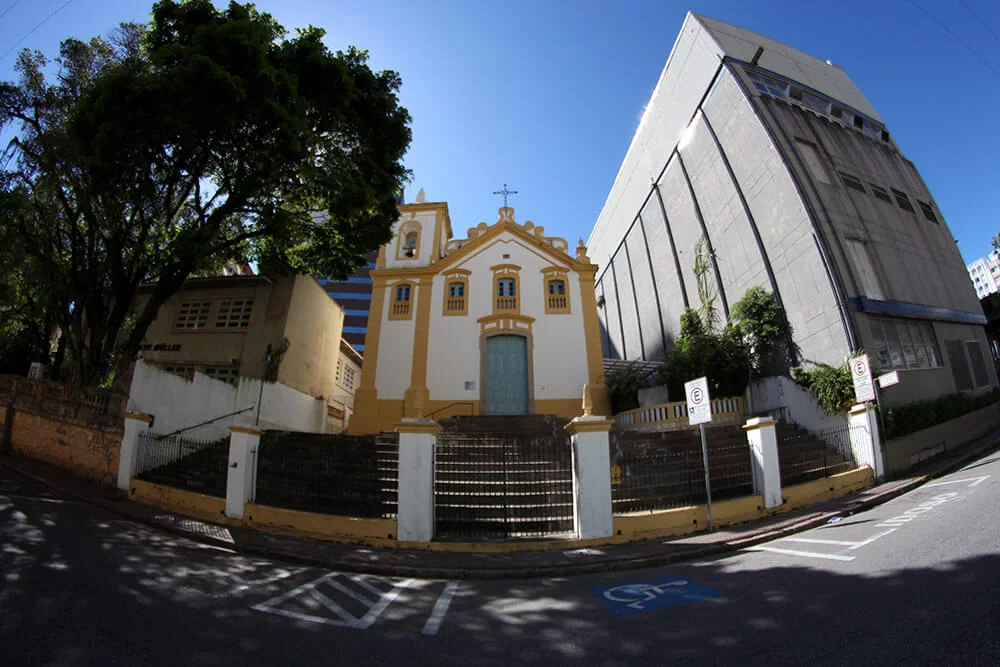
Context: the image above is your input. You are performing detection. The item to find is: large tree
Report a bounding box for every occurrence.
[0,0,411,387]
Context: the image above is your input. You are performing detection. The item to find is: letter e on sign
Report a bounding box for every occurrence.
[850,354,875,403]
[685,377,712,426]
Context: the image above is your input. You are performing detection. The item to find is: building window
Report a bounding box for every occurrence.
[844,239,885,301]
[174,301,210,329]
[389,282,413,320]
[796,139,830,184]
[891,188,915,214]
[202,365,240,385]
[336,359,343,383]
[216,299,253,328]
[343,367,355,390]
[870,184,893,204]
[496,278,517,311]
[443,273,469,316]
[396,221,422,260]
[870,316,941,372]
[162,364,196,381]
[918,200,939,223]
[837,171,866,194]
[543,270,571,314]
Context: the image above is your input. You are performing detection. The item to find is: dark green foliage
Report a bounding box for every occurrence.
[729,286,792,377]
[656,308,749,400]
[790,362,855,414]
[883,389,1000,439]
[606,364,654,414]
[0,1,411,387]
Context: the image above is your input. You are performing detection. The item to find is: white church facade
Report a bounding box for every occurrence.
[349,196,609,434]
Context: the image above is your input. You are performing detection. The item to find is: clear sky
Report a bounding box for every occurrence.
[2,0,998,264]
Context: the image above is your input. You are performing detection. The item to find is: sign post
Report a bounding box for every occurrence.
[850,354,879,466]
[685,377,714,530]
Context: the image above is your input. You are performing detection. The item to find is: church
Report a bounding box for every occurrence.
[348,192,610,434]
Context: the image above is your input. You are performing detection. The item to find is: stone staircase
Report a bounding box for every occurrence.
[434,414,575,540]
[775,422,856,485]
[136,437,230,498]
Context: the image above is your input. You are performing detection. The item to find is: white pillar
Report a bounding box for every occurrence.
[565,417,614,540]
[849,403,885,480]
[744,417,782,509]
[117,412,153,491]
[226,425,262,519]
[395,419,439,542]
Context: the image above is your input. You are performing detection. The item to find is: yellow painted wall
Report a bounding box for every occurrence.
[130,479,230,525]
[782,467,873,510]
[278,275,345,399]
[10,411,121,485]
[246,503,397,546]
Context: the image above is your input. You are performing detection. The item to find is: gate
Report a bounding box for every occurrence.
[434,432,573,540]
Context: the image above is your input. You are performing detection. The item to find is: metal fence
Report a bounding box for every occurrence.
[610,429,755,514]
[135,431,228,497]
[777,422,858,486]
[253,432,399,519]
[434,432,574,540]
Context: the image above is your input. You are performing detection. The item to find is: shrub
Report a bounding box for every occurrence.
[883,389,1000,439]
[606,364,655,414]
[790,361,855,414]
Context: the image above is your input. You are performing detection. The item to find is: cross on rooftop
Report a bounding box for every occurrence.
[492,184,518,207]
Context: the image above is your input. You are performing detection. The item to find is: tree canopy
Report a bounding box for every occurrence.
[0,0,411,386]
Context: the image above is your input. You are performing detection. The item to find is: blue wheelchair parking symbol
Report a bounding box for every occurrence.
[593,576,720,615]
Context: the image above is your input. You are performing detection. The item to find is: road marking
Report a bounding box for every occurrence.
[355,578,415,630]
[308,588,357,625]
[783,537,859,547]
[923,475,989,489]
[846,528,897,550]
[876,492,960,527]
[422,581,459,635]
[748,546,855,561]
[593,577,721,615]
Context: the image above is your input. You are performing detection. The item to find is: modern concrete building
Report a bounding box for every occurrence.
[318,249,377,354]
[588,13,995,407]
[967,257,998,299]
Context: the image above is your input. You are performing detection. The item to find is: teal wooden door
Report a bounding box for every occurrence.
[485,335,529,415]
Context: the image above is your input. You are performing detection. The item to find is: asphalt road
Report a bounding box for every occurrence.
[2,449,998,665]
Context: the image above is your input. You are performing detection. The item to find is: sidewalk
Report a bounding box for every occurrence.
[3,427,998,580]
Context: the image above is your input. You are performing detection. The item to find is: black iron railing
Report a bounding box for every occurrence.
[253,431,399,519]
[434,432,574,540]
[610,428,754,514]
[777,423,858,486]
[135,431,229,497]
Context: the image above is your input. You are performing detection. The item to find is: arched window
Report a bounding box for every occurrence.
[396,221,422,261]
[403,232,418,256]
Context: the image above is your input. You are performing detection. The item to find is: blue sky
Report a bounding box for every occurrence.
[2,0,998,264]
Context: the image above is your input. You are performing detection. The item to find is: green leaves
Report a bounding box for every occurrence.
[0,1,411,386]
[790,362,855,415]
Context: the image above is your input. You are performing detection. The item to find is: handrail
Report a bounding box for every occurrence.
[614,396,746,432]
[426,401,475,419]
[153,407,254,440]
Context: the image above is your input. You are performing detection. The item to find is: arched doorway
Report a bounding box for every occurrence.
[484,335,529,415]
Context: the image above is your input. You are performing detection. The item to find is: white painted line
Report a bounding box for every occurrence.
[355,578,415,630]
[253,572,336,612]
[847,528,897,550]
[422,582,460,636]
[923,475,990,489]
[748,546,856,562]
[327,578,379,608]
[350,575,390,599]
[783,537,860,547]
[307,588,359,626]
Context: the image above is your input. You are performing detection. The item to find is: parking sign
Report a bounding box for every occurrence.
[685,377,712,425]
[851,354,875,403]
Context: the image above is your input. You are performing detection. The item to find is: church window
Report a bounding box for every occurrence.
[496,279,517,311]
[396,221,422,260]
[443,272,470,316]
[491,264,521,314]
[543,272,571,314]
[389,282,414,320]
